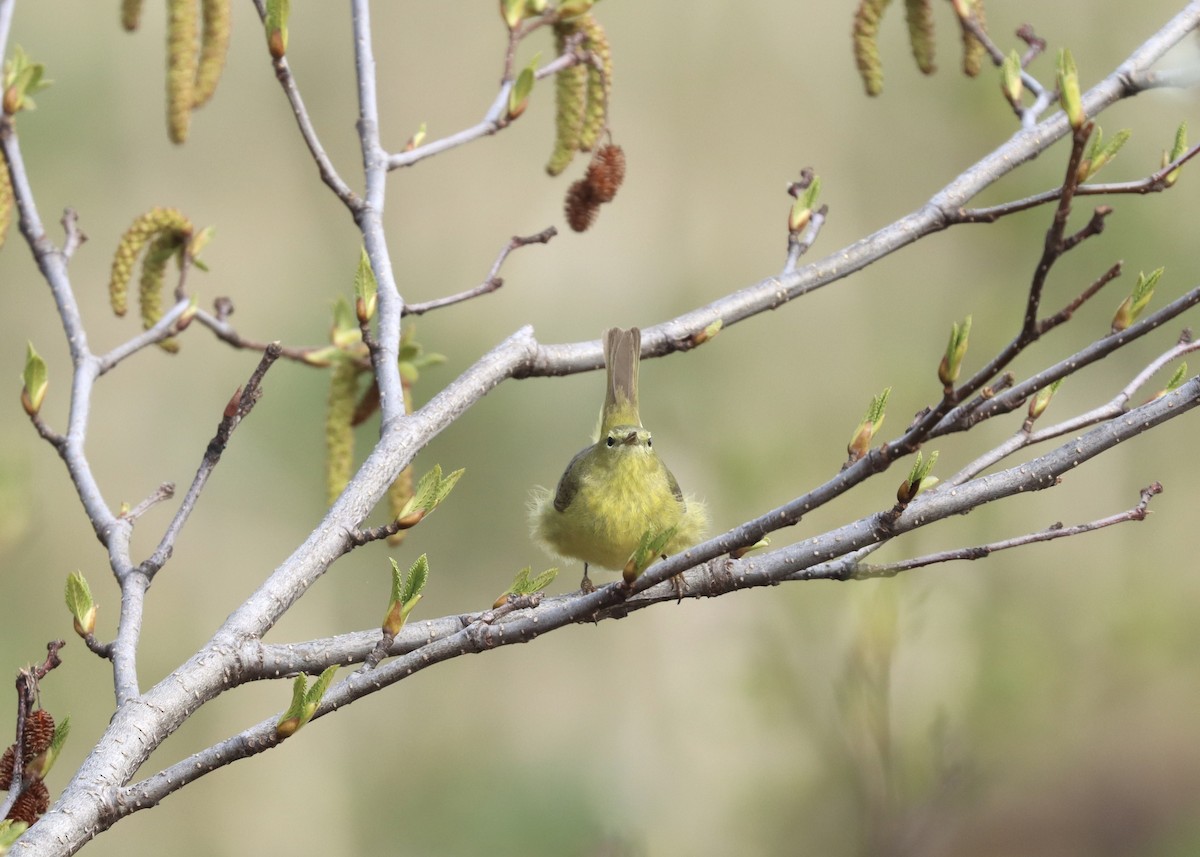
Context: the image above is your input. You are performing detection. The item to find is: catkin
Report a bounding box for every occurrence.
[325,358,359,506]
[109,208,193,317]
[121,0,144,31]
[546,24,588,176]
[904,0,936,74]
[192,0,231,108]
[961,0,987,77]
[0,151,12,252]
[138,232,185,352]
[166,0,199,143]
[576,14,611,152]
[852,0,892,96]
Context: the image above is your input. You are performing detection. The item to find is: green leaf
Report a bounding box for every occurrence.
[431,467,465,507]
[0,820,30,849]
[1165,361,1187,392]
[305,665,338,709]
[508,54,539,118]
[504,566,559,597]
[399,554,429,604]
[354,247,376,312]
[279,674,308,725]
[1001,49,1022,103]
[64,570,96,635]
[22,341,48,414]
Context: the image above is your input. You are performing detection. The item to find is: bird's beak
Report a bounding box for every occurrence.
[622,430,638,445]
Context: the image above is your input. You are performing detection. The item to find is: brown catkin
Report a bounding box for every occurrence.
[585,143,625,203]
[24,710,54,759]
[852,0,893,96]
[167,0,199,143]
[564,179,599,232]
[6,780,49,825]
[192,0,231,108]
[0,744,14,790]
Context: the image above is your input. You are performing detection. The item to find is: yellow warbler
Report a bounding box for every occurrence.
[530,327,708,589]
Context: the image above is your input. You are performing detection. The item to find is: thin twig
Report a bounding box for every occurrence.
[953,142,1200,223]
[194,306,321,363]
[839,483,1163,579]
[387,52,580,170]
[142,344,284,579]
[404,227,557,316]
[249,0,358,208]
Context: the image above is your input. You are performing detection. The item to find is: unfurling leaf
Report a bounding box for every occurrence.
[848,387,891,461]
[21,341,48,416]
[65,570,97,637]
[938,315,972,388]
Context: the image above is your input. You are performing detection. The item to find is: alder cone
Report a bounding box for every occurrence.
[25,710,55,758]
[564,179,599,232]
[0,744,14,790]
[6,779,50,825]
[585,144,625,203]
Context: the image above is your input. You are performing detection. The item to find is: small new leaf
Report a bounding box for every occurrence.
[1079,126,1131,182]
[848,386,891,461]
[495,565,559,606]
[21,341,48,416]
[623,526,678,584]
[788,175,821,233]
[65,571,97,637]
[265,0,291,58]
[1027,378,1063,422]
[354,247,377,323]
[938,315,972,388]
[898,450,938,503]
[1166,361,1188,392]
[276,666,337,738]
[1001,49,1022,104]
[1056,48,1084,130]
[1165,121,1187,187]
[0,820,30,851]
[508,55,538,120]
[396,465,464,528]
[1111,267,1163,333]
[2,45,52,114]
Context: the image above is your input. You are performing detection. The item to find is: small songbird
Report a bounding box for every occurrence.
[530,327,708,590]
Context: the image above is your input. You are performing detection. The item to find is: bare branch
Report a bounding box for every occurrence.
[404,227,557,316]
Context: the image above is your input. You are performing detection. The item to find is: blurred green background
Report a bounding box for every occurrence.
[2,2,1200,855]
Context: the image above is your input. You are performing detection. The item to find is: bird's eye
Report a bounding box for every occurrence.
[646,437,652,447]
[606,435,615,447]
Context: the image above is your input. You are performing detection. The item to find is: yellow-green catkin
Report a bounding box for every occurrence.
[386,382,416,545]
[0,150,12,252]
[192,0,231,108]
[167,0,199,143]
[961,0,987,77]
[121,0,144,31]
[576,14,610,153]
[138,232,185,352]
[326,357,359,505]
[109,208,193,317]
[904,0,935,75]
[852,0,893,96]
[546,23,588,176]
